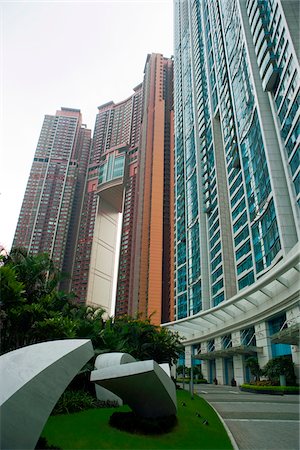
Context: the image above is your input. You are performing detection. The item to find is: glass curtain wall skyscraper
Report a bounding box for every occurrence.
[168,0,299,384]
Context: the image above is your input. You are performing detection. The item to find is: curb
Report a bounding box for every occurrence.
[209,403,239,450]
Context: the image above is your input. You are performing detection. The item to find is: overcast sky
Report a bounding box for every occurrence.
[0,0,173,251]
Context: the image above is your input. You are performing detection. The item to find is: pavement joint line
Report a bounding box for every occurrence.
[225,419,299,423]
[210,401,296,405]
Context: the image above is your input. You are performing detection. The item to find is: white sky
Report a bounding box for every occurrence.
[0,0,173,251]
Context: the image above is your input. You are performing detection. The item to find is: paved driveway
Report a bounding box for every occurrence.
[192,384,300,450]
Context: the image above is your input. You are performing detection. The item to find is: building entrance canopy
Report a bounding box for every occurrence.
[163,245,299,345]
[195,345,263,360]
[271,323,300,345]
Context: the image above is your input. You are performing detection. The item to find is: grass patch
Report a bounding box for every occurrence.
[41,390,233,449]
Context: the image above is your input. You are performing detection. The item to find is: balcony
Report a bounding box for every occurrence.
[262,62,280,92]
[259,51,280,92]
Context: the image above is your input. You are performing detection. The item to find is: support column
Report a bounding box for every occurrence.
[215,337,225,385]
[185,345,192,368]
[232,331,245,385]
[255,321,272,369]
[200,342,209,381]
[286,306,300,384]
[215,358,225,385]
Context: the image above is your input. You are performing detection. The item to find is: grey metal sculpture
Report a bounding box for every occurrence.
[0,339,94,450]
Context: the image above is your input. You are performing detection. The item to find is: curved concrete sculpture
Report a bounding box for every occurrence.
[95,352,136,369]
[0,339,94,450]
[91,359,177,418]
[94,352,136,405]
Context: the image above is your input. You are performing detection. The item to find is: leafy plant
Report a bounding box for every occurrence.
[99,315,184,365]
[52,390,97,415]
[245,356,262,381]
[0,248,106,354]
[177,365,204,382]
[1,248,183,370]
[176,378,207,384]
[35,436,61,449]
[250,380,277,386]
[241,384,299,393]
[262,355,296,386]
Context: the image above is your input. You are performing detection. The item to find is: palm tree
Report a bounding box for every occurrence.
[0,248,77,353]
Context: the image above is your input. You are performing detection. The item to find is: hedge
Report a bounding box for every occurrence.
[240,384,299,395]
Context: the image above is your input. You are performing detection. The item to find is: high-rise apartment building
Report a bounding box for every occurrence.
[13,55,174,324]
[13,108,92,278]
[72,54,174,324]
[129,53,174,324]
[77,85,144,312]
[165,0,299,385]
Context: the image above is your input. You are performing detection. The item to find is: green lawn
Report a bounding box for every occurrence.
[41,390,233,449]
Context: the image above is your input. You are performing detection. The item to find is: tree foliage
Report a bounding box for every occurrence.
[245,356,262,381]
[98,315,183,365]
[263,355,296,385]
[245,355,297,386]
[0,249,183,367]
[0,248,105,354]
[176,364,203,379]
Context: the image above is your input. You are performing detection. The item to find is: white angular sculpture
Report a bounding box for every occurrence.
[94,352,136,405]
[159,363,171,377]
[0,339,94,450]
[91,359,177,418]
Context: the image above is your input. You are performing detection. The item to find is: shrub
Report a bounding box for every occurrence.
[263,355,296,386]
[109,411,178,435]
[176,365,204,379]
[52,390,97,415]
[67,365,95,396]
[240,384,299,393]
[250,380,278,386]
[35,436,60,449]
[245,356,262,381]
[96,399,119,408]
[176,377,208,384]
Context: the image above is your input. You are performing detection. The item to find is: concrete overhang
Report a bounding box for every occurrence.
[97,177,124,212]
[163,244,300,344]
[194,345,263,360]
[271,323,300,345]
